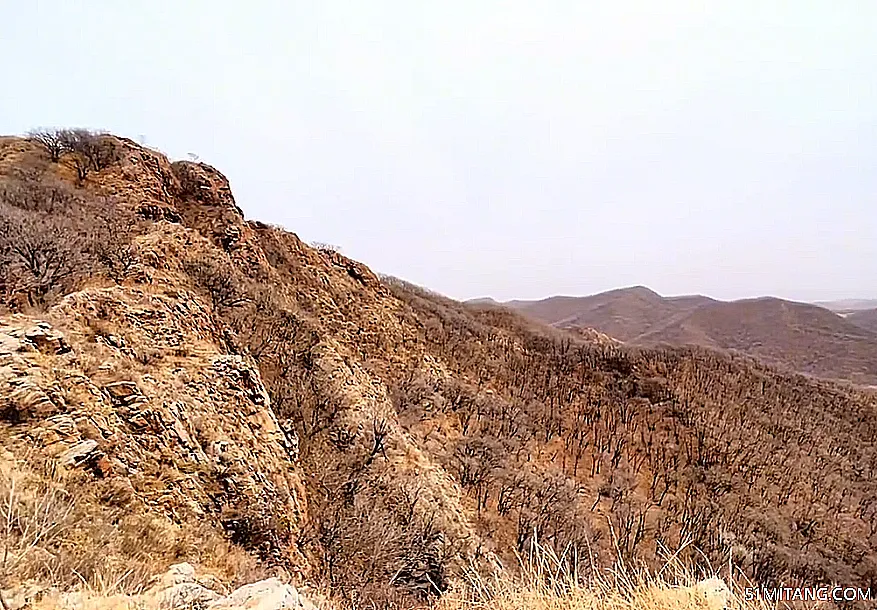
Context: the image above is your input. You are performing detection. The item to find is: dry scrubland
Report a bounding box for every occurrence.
[0,131,874,608]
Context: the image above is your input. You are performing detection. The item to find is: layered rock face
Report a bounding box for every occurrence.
[0,136,310,591]
[0,301,303,534]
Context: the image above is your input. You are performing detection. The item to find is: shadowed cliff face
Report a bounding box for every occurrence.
[1,133,876,606]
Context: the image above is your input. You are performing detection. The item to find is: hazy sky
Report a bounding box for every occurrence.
[1,1,875,302]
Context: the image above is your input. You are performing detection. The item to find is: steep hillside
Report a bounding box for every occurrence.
[1,132,876,608]
[511,289,877,385]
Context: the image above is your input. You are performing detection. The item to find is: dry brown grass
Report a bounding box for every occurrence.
[0,455,267,601]
[2,132,873,608]
[439,542,794,610]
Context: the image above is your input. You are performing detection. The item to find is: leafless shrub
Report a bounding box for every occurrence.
[95,242,139,283]
[0,175,79,214]
[27,129,66,162]
[303,464,456,605]
[219,503,294,567]
[58,129,121,171]
[48,129,122,183]
[184,256,249,311]
[91,207,140,283]
[0,205,85,306]
[450,438,500,513]
[65,151,92,184]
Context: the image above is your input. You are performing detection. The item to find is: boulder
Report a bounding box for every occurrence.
[140,563,221,609]
[155,582,221,608]
[693,577,731,610]
[209,578,317,610]
[131,565,318,610]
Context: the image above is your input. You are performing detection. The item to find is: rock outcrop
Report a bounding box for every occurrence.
[8,563,320,610]
[0,287,306,561]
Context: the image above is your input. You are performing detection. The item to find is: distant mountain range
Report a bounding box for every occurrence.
[815,298,877,314]
[470,287,877,386]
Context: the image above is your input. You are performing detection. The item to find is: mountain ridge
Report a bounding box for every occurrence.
[502,286,877,385]
[1,132,876,607]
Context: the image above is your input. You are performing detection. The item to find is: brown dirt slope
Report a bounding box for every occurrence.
[1,133,876,607]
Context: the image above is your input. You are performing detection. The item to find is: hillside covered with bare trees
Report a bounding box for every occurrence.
[508,287,877,385]
[1,132,875,608]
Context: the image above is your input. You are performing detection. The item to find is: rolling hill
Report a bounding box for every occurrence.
[508,288,877,385]
[506,286,715,340]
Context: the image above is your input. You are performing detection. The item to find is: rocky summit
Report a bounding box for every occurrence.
[0,132,875,608]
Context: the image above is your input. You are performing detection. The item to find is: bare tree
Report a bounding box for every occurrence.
[58,129,122,175]
[62,149,91,184]
[95,243,137,283]
[91,204,139,283]
[26,129,65,162]
[0,207,83,305]
[0,176,79,214]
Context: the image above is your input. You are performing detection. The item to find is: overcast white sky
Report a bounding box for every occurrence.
[1,1,875,302]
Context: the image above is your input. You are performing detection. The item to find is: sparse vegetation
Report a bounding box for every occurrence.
[0,152,139,309]
[210,223,877,605]
[25,128,122,185]
[59,129,122,174]
[439,542,767,610]
[0,468,74,608]
[0,458,268,600]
